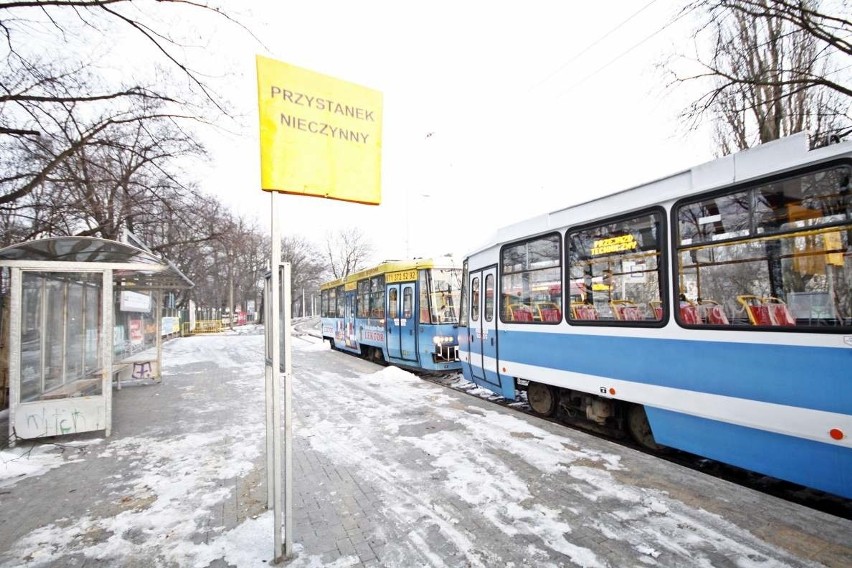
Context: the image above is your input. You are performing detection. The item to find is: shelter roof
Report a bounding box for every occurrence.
[0,236,193,290]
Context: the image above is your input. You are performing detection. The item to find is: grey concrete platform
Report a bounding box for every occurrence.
[0,328,849,567]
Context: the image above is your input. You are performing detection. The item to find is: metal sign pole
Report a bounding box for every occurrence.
[282,262,293,559]
[270,192,283,561]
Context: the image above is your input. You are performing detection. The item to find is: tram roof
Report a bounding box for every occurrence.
[0,236,194,290]
[320,256,461,290]
[466,132,852,257]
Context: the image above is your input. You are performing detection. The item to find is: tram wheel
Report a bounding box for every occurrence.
[371,347,385,364]
[527,382,557,417]
[627,404,666,452]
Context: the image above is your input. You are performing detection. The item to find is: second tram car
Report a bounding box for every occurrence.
[458,132,852,499]
[320,257,462,372]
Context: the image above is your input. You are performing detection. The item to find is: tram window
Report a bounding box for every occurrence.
[388,288,399,319]
[459,261,469,327]
[403,287,413,319]
[357,280,370,318]
[676,164,852,329]
[335,286,345,318]
[424,268,462,324]
[567,210,663,324]
[755,167,851,234]
[500,233,562,323]
[678,191,750,245]
[370,276,385,319]
[485,274,495,322]
[471,277,480,322]
[322,288,335,318]
[419,270,432,322]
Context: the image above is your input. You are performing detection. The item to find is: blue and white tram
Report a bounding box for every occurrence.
[320,257,462,372]
[458,132,852,499]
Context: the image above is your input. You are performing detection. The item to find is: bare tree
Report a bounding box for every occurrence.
[282,235,327,316]
[1,103,207,245]
[324,227,374,279]
[0,1,254,211]
[229,218,269,322]
[0,1,268,318]
[668,0,850,152]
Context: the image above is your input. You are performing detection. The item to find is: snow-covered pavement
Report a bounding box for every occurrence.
[0,327,849,567]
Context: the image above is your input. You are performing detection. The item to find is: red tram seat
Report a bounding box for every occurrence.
[572,304,599,320]
[535,302,562,322]
[752,306,773,325]
[764,297,796,326]
[509,304,534,322]
[610,300,642,321]
[649,300,663,320]
[679,303,700,325]
[540,308,562,322]
[737,295,775,326]
[698,300,730,325]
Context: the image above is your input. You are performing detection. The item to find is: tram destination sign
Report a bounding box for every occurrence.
[256,55,383,205]
[591,234,637,256]
[386,270,417,283]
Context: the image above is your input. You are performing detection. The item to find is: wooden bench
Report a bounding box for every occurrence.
[113,356,159,389]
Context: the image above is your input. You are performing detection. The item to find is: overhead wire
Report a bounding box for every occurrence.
[556,4,701,97]
[528,0,662,93]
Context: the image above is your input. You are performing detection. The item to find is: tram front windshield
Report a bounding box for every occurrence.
[425,268,462,324]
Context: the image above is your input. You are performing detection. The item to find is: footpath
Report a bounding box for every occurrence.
[0,326,849,567]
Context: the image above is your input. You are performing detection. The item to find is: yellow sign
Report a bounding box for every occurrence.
[825,231,843,266]
[256,55,383,205]
[386,270,417,283]
[591,235,637,256]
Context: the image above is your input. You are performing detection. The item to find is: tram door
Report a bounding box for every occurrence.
[344,289,357,349]
[468,267,499,386]
[386,283,418,361]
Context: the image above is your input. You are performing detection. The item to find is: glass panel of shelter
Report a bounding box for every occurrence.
[20,271,103,402]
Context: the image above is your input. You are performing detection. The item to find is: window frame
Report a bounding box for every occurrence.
[565,207,668,327]
[671,159,852,332]
[498,232,563,325]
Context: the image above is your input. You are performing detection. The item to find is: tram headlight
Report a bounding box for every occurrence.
[432,335,454,345]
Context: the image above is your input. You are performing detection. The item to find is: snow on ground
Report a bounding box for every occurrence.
[0,328,840,567]
[0,439,102,489]
[1,330,272,567]
[292,362,813,568]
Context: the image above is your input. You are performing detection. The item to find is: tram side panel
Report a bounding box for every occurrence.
[320,258,463,373]
[493,325,851,499]
[456,135,852,500]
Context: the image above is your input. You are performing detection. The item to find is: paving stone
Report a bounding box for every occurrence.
[1,331,849,568]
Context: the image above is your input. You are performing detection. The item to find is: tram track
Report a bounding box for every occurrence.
[415,370,852,521]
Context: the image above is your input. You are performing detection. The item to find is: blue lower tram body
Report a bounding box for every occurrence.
[323,317,461,373]
[460,328,852,499]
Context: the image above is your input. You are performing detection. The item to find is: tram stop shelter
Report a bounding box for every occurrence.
[0,236,192,443]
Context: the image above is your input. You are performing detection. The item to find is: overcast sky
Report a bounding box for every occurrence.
[196,1,714,262]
